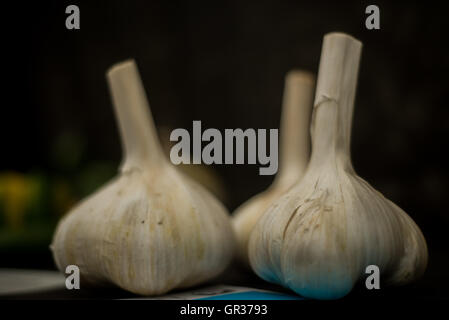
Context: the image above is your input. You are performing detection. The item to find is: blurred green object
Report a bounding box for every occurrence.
[0,224,56,249]
[0,165,116,252]
[0,129,118,267]
[0,172,49,230]
[0,171,80,252]
[0,172,54,249]
[50,131,86,171]
[75,162,116,197]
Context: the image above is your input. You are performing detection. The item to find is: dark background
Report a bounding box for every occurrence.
[1,0,448,297]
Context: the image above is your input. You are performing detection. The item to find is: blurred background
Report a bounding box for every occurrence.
[1,0,448,292]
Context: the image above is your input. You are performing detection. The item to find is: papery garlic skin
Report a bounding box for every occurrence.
[232,71,314,266]
[248,33,427,300]
[250,165,427,299]
[51,60,235,295]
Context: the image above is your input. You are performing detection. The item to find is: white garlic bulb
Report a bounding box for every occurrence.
[248,33,428,299]
[51,60,235,295]
[232,71,314,266]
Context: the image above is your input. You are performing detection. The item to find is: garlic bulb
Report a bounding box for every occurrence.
[51,60,235,295]
[248,33,428,299]
[232,71,314,266]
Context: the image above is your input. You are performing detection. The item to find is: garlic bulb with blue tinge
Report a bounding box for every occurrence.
[248,33,428,300]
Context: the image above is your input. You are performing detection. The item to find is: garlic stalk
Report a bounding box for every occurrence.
[51,60,235,295]
[248,33,428,299]
[232,71,314,266]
